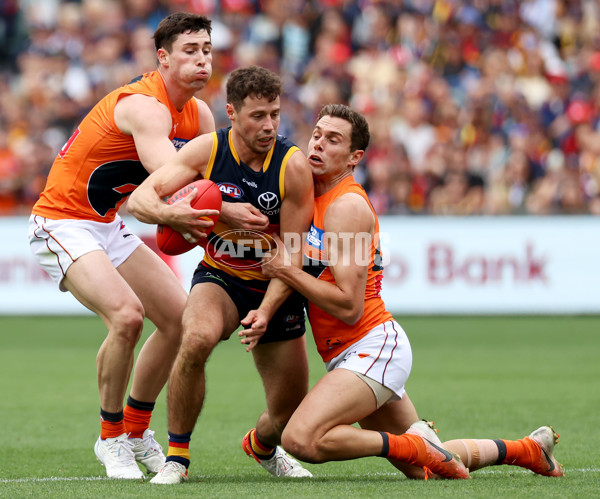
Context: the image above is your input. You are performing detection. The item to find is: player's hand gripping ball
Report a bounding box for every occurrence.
[156,179,221,255]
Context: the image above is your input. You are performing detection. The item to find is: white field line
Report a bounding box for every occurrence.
[1,468,600,483]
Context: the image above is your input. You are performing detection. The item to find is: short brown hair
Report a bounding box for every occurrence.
[153,12,212,52]
[317,104,370,152]
[226,66,283,112]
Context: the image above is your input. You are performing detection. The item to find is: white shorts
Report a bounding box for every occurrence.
[325,320,412,405]
[29,214,143,291]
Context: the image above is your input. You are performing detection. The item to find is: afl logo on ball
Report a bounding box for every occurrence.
[258,192,279,210]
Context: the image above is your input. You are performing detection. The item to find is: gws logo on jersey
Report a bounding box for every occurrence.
[258,191,280,215]
[306,224,324,249]
[218,182,244,198]
[172,138,190,151]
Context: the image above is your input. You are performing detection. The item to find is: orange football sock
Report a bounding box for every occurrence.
[383,432,423,464]
[100,409,126,439]
[123,396,154,438]
[497,437,541,469]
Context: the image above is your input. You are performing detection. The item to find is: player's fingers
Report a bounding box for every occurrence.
[240,310,257,326]
[193,216,216,229]
[195,209,220,217]
[183,186,198,202]
[243,337,260,352]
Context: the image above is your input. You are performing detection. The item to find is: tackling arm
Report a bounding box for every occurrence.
[127,133,217,237]
[259,150,314,316]
[264,192,374,325]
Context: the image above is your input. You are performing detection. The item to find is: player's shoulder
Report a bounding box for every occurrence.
[192,97,212,117]
[193,97,215,134]
[283,147,311,183]
[329,190,370,213]
[275,133,297,149]
[114,93,171,132]
[326,190,374,230]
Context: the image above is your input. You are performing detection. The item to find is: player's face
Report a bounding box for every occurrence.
[307,116,357,178]
[230,95,280,155]
[160,30,212,90]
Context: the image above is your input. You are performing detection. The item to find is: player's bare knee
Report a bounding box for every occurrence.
[179,328,218,365]
[282,427,321,464]
[109,305,145,345]
[281,429,311,463]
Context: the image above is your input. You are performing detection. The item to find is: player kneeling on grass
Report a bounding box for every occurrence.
[240,104,564,480]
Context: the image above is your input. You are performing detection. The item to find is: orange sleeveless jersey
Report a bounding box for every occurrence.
[32,71,200,222]
[303,175,393,362]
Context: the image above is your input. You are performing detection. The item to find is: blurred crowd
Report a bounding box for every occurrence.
[2,0,600,216]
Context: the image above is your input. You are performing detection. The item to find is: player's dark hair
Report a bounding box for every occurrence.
[317,104,370,152]
[226,66,283,111]
[153,12,212,52]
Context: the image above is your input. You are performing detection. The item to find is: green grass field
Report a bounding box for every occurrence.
[0,315,598,498]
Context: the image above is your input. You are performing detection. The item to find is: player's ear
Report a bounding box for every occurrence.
[226,103,236,121]
[349,149,364,169]
[157,48,169,66]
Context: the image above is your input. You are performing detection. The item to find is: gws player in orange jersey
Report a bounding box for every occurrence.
[28,13,263,480]
[243,104,564,480]
[128,66,314,484]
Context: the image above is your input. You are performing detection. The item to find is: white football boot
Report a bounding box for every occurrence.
[150,461,189,484]
[524,426,564,477]
[129,429,166,474]
[94,433,143,479]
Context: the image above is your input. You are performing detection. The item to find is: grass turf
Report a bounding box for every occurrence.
[0,315,598,498]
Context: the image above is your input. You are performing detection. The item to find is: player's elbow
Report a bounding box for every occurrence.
[127,190,147,219]
[338,303,364,325]
[127,196,141,217]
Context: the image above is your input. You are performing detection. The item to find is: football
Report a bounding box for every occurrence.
[156,179,222,255]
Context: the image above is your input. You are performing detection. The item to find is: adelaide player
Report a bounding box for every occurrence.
[243,104,564,480]
[128,65,314,484]
[28,13,223,479]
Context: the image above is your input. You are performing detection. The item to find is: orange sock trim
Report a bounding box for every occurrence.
[123,405,152,438]
[386,432,423,464]
[100,419,126,439]
[501,438,540,468]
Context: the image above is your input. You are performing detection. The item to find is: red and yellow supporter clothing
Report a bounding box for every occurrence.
[303,175,393,362]
[202,127,299,281]
[33,71,200,223]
